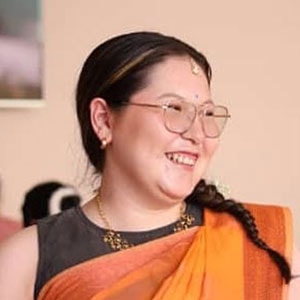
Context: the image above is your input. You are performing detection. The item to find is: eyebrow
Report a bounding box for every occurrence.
[156,92,214,106]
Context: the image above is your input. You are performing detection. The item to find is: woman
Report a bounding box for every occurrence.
[0,31,299,299]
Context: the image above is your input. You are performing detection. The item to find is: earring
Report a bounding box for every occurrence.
[100,138,108,149]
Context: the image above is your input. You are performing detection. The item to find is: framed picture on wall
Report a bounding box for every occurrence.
[0,0,43,108]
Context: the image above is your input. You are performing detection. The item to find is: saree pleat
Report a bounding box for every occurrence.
[38,227,198,300]
[38,204,292,300]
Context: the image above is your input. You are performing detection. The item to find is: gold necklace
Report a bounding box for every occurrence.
[96,195,195,251]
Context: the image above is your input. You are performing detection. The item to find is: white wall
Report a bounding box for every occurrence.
[0,0,299,244]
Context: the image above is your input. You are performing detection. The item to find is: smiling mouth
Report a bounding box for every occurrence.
[166,153,197,166]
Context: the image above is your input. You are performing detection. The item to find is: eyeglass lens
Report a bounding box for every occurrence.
[163,99,229,138]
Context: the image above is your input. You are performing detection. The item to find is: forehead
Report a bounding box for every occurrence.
[132,55,211,103]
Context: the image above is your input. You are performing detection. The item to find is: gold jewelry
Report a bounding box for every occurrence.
[100,138,108,149]
[96,194,195,251]
[190,57,200,75]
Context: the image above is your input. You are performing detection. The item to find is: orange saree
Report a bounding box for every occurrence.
[37,204,292,300]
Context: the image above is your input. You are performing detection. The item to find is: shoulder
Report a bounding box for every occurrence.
[36,207,83,239]
[0,216,21,241]
[243,202,290,211]
[37,206,80,226]
[0,225,38,299]
[241,202,292,234]
[242,202,292,225]
[0,225,38,267]
[242,202,292,228]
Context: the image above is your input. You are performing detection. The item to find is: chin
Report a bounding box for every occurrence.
[160,184,195,201]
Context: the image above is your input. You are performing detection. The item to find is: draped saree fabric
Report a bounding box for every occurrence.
[37,204,292,300]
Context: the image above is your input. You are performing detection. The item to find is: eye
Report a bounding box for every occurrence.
[166,101,183,112]
[203,107,215,117]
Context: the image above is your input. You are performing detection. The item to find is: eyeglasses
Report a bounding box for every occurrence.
[122,98,231,138]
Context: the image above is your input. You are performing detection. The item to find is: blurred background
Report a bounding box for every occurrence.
[0,0,299,244]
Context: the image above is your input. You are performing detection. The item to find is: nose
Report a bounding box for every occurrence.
[181,115,206,144]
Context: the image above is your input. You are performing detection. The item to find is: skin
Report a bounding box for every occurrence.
[88,55,219,231]
[0,55,299,299]
[0,55,217,299]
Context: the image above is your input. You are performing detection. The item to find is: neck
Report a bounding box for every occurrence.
[96,176,185,232]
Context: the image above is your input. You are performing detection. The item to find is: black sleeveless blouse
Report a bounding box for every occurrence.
[35,202,203,299]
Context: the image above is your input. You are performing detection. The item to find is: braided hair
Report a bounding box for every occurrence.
[75,32,292,283]
[185,179,291,283]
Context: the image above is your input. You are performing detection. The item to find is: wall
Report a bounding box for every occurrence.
[0,0,299,244]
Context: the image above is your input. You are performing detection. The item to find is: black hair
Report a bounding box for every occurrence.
[185,179,292,283]
[76,31,211,172]
[75,31,291,283]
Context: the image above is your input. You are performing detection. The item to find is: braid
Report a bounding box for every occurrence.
[185,179,291,283]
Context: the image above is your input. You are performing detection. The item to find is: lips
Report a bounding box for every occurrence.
[165,152,198,166]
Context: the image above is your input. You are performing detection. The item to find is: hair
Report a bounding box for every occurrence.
[185,179,292,283]
[76,31,211,173]
[75,31,291,283]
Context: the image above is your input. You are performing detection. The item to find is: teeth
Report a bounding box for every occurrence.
[166,153,196,166]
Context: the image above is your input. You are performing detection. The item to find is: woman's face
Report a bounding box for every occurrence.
[105,55,219,205]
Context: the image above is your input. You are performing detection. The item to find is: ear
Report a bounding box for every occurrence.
[90,98,113,145]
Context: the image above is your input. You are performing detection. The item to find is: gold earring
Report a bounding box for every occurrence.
[101,138,108,149]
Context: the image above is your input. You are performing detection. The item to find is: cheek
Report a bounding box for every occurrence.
[128,112,168,146]
[113,111,167,155]
[204,139,219,159]
[194,140,219,180]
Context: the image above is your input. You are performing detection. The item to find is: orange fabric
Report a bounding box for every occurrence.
[38,205,292,300]
[282,207,293,300]
[92,209,244,300]
[38,209,244,300]
[243,204,293,300]
[38,227,198,300]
